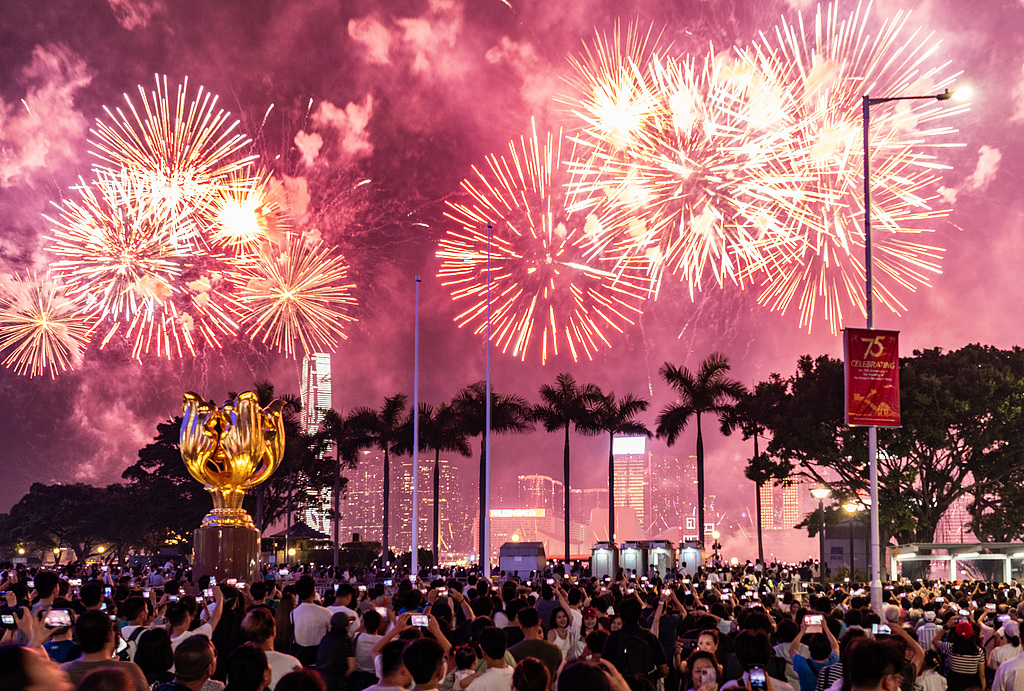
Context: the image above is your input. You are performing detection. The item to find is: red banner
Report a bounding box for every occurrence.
[844,328,901,427]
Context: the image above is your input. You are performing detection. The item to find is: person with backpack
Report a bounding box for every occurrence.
[599,599,669,683]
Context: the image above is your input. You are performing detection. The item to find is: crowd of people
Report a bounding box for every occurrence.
[2,560,1023,691]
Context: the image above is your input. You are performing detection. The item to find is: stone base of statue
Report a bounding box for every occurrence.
[192,509,259,583]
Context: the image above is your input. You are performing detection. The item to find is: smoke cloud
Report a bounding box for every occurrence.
[106,0,165,30]
[0,44,91,188]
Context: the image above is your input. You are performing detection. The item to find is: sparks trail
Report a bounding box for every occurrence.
[738,0,966,333]
[228,231,358,359]
[438,120,652,365]
[44,171,244,360]
[89,74,260,238]
[0,272,92,378]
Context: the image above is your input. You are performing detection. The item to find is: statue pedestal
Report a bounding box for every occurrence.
[193,525,259,583]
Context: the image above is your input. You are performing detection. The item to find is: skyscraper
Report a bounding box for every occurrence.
[299,353,332,534]
[760,480,801,530]
[613,436,647,534]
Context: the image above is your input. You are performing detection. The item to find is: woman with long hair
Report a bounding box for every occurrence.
[276,592,298,656]
[547,607,578,662]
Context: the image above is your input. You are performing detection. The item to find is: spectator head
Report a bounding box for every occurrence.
[329,612,351,636]
[134,628,174,677]
[807,634,831,661]
[454,645,478,671]
[733,631,772,672]
[586,631,608,656]
[403,638,446,685]
[276,668,328,691]
[80,581,103,608]
[697,630,719,653]
[165,603,191,628]
[619,599,643,626]
[295,576,317,602]
[336,584,356,604]
[77,667,134,691]
[34,571,59,600]
[505,598,526,624]
[380,640,412,681]
[776,618,798,643]
[249,581,268,601]
[567,589,584,607]
[0,643,73,691]
[226,642,270,691]
[845,639,906,691]
[840,627,867,655]
[479,626,508,662]
[121,596,147,623]
[362,609,383,635]
[174,635,216,684]
[558,660,611,691]
[550,607,570,631]
[513,656,551,691]
[518,606,542,633]
[740,612,772,634]
[883,605,900,623]
[76,610,114,654]
[470,596,494,618]
[241,607,276,645]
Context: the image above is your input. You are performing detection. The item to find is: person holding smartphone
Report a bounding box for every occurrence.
[790,617,839,691]
[684,650,722,691]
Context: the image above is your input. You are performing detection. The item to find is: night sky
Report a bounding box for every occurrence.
[1,0,1022,556]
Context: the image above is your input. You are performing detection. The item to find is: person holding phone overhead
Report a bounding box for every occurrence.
[790,617,839,691]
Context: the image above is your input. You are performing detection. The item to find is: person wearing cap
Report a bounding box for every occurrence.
[988,621,1021,672]
[916,610,942,652]
[315,611,357,691]
[933,619,986,691]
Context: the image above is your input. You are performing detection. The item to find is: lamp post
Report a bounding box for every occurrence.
[412,275,420,577]
[843,502,860,578]
[811,488,832,584]
[861,86,966,613]
[711,530,722,565]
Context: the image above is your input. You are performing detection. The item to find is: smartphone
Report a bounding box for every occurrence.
[700,667,715,685]
[438,588,448,596]
[203,588,214,598]
[169,595,179,602]
[0,613,16,629]
[959,609,970,617]
[641,577,648,582]
[749,667,767,691]
[872,624,891,635]
[27,580,34,589]
[999,614,1012,623]
[101,565,108,571]
[104,586,112,597]
[546,578,554,585]
[411,614,429,627]
[69,578,81,587]
[626,588,634,594]
[358,585,367,592]
[44,609,73,628]
[375,607,387,617]
[334,584,340,592]
[936,597,945,603]
[209,577,217,587]
[987,604,997,612]
[237,582,246,589]
[600,587,607,592]
[226,578,237,586]
[803,614,824,634]
[723,588,731,594]
[384,580,393,586]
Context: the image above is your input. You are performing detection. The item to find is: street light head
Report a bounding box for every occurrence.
[936,87,972,102]
[811,487,832,500]
[712,530,720,540]
[842,502,860,513]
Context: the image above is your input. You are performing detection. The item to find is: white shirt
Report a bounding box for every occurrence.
[467,666,515,691]
[991,644,1022,670]
[354,632,383,673]
[913,669,947,691]
[267,650,302,690]
[327,604,360,636]
[171,622,213,652]
[292,601,333,647]
[992,650,1024,691]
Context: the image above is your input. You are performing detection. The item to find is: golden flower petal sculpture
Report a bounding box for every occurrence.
[180,391,285,528]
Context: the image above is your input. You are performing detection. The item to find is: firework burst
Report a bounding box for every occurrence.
[228,232,358,359]
[44,171,242,359]
[0,272,93,378]
[210,168,291,254]
[89,74,259,238]
[569,49,806,294]
[737,1,966,332]
[438,121,652,364]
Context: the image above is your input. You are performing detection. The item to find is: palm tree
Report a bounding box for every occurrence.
[356,394,408,567]
[720,377,786,567]
[453,381,534,567]
[319,408,374,569]
[587,389,651,544]
[532,373,601,563]
[396,402,472,563]
[657,354,745,546]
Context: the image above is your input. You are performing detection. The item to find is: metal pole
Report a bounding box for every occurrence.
[412,276,420,577]
[849,515,855,576]
[484,222,492,578]
[863,94,882,614]
[818,499,826,585]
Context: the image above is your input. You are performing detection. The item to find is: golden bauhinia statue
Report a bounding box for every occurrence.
[180,391,286,529]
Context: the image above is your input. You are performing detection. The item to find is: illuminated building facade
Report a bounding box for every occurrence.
[613,436,647,533]
[760,479,801,530]
[299,353,332,534]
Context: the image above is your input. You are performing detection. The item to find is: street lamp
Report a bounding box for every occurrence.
[843,502,860,578]
[861,86,967,613]
[711,530,722,564]
[811,488,832,584]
